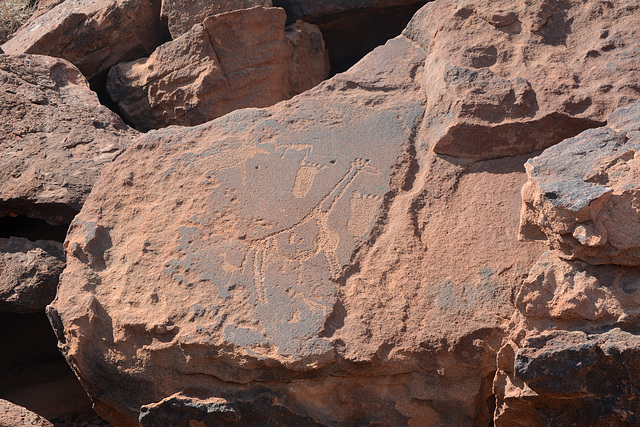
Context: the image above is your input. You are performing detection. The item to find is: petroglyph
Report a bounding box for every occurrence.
[348,191,383,237]
[248,158,380,302]
[292,160,325,198]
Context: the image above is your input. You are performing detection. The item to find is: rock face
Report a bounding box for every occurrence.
[160,0,271,38]
[43,0,640,426]
[0,54,137,225]
[0,399,54,427]
[495,103,640,425]
[404,0,640,159]
[52,27,546,427]
[0,237,65,313]
[520,101,640,265]
[1,0,163,81]
[106,6,328,131]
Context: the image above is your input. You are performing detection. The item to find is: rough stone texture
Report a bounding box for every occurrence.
[0,54,137,225]
[1,0,163,81]
[0,237,65,313]
[160,0,272,39]
[51,28,547,425]
[494,251,640,426]
[0,399,54,427]
[403,0,640,159]
[519,101,640,266]
[106,6,328,131]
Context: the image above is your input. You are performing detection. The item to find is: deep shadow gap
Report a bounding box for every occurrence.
[0,215,69,243]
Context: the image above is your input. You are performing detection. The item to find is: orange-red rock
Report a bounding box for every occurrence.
[1,0,163,81]
[519,101,640,266]
[0,399,54,427]
[404,0,640,159]
[0,237,65,313]
[106,6,328,131]
[0,54,137,224]
[160,0,271,38]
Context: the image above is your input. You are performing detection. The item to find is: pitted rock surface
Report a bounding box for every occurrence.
[0,54,137,224]
[106,6,328,131]
[519,101,640,266]
[404,0,640,159]
[0,237,65,313]
[1,0,163,81]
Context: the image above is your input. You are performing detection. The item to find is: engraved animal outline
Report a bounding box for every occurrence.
[246,158,380,303]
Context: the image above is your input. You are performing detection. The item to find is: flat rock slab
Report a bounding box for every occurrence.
[1,0,163,81]
[107,7,327,131]
[520,101,640,266]
[0,237,65,313]
[0,54,138,224]
[404,0,640,159]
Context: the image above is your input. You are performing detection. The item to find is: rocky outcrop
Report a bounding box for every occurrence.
[0,237,65,313]
[495,102,640,425]
[46,0,640,425]
[519,101,640,265]
[160,0,271,39]
[106,6,328,131]
[0,54,137,225]
[403,0,640,159]
[1,0,163,81]
[0,399,54,427]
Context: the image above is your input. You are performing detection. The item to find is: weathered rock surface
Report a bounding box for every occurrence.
[0,399,54,427]
[106,6,328,131]
[1,0,163,81]
[52,24,546,427]
[0,54,137,224]
[0,237,65,313]
[160,0,271,39]
[46,0,640,425]
[519,101,640,265]
[494,251,640,426]
[404,0,640,159]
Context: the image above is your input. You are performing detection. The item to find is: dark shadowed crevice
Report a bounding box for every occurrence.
[306,2,428,75]
[0,312,95,422]
[0,215,69,243]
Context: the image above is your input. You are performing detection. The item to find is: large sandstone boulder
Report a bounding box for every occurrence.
[519,101,640,265]
[0,237,65,313]
[160,0,271,39]
[1,0,163,81]
[51,30,545,427]
[106,6,328,131]
[0,54,137,225]
[404,0,640,159]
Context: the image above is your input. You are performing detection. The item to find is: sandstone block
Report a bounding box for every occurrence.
[519,101,640,266]
[495,251,640,425]
[0,54,138,224]
[160,0,271,39]
[0,237,65,313]
[106,6,328,131]
[404,0,640,159]
[1,0,163,81]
